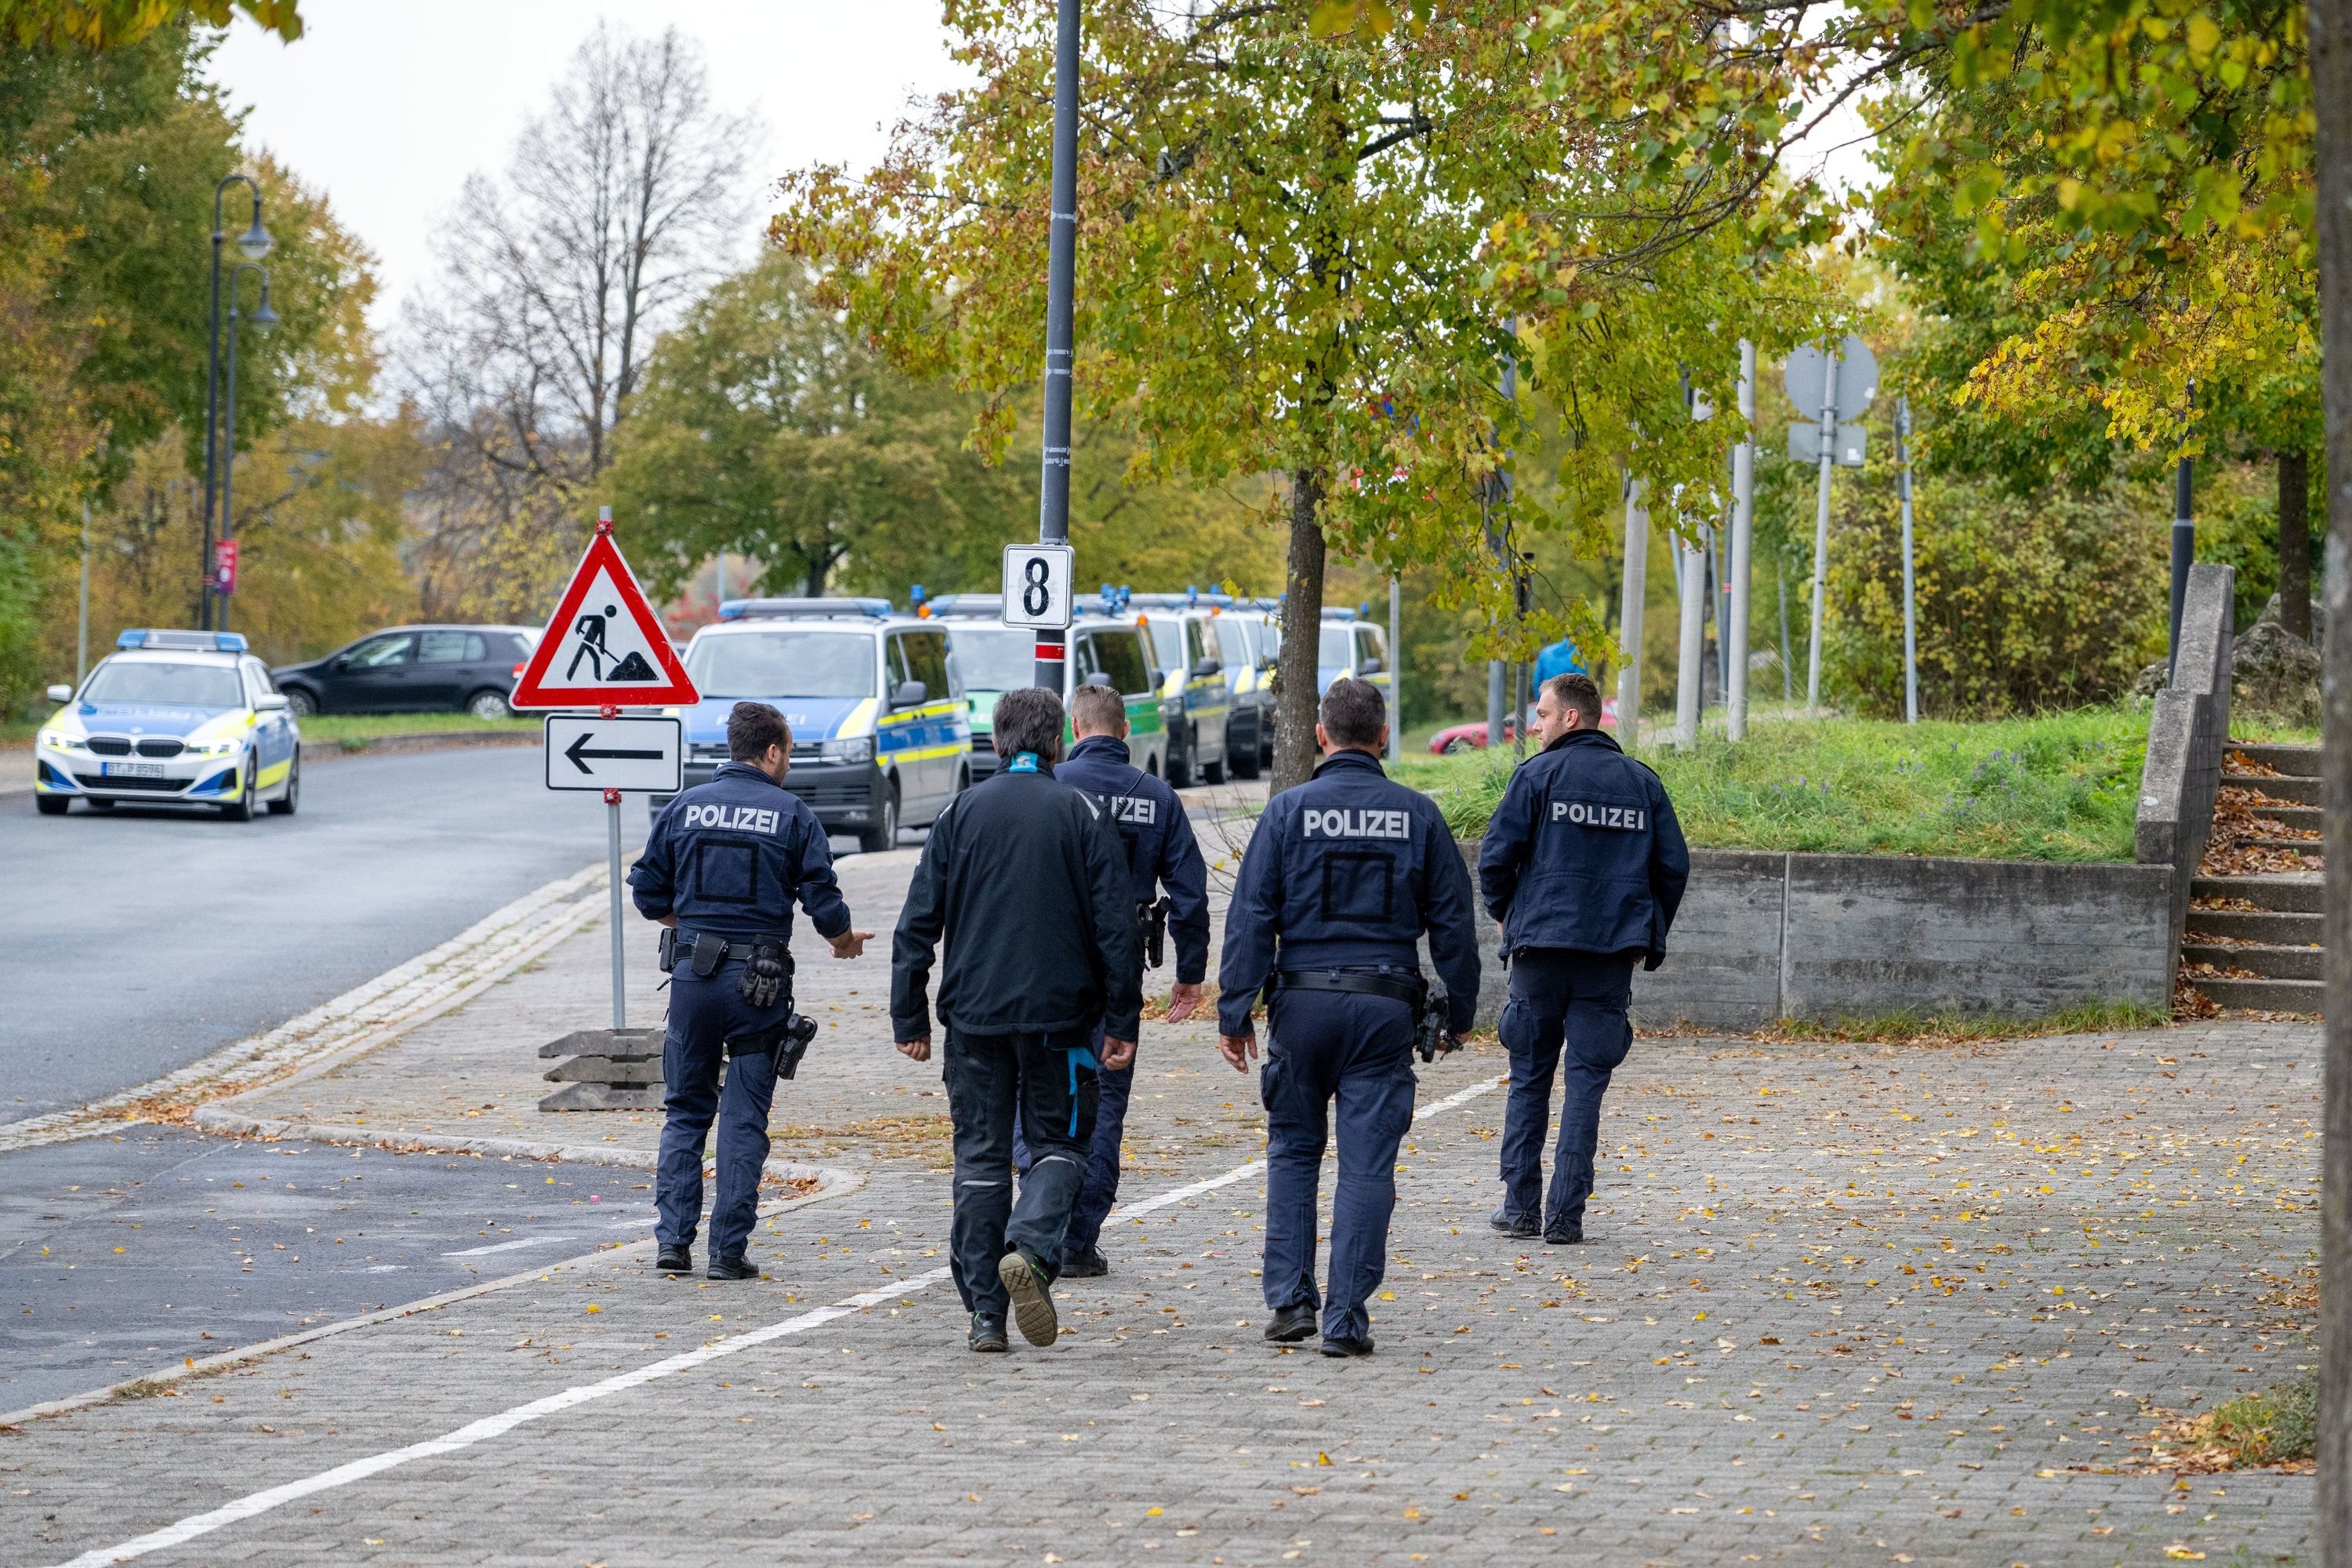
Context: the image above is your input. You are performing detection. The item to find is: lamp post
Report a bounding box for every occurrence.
[201,174,273,630]
[215,263,279,635]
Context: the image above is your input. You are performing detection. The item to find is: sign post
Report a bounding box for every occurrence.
[1782,335,1877,714]
[1896,396,1920,724]
[1727,339,1755,741]
[1032,0,1081,691]
[512,507,699,1031]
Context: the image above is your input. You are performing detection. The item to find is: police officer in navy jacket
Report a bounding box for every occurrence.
[1218,677,1480,1356]
[629,702,871,1280]
[1032,680,1210,1277]
[1476,672,1689,1245]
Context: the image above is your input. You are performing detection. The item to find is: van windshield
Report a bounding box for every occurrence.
[1319,626,1353,666]
[687,630,876,699]
[946,627,1033,692]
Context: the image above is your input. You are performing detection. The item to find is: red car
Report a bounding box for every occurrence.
[1428,698,1616,753]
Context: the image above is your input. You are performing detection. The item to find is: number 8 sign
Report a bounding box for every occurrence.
[1000,543,1075,630]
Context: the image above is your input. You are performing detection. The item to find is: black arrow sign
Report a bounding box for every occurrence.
[565,731,665,775]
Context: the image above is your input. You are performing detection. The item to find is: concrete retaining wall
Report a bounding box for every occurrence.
[2133,562,2238,968]
[1454,844,2174,1033]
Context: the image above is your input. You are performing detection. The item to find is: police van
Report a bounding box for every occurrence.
[1316,607,1393,704]
[924,595,1167,783]
[33,630,300,819]
[1127,591,1241,786]
[657,599,971,854]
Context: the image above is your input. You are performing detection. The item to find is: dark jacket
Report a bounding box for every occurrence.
[629,760,851,944]
[1476,728,1690,966]
[891,759,1143,1041]
[1217,749,1482,1037]
[1054,733,1211,985]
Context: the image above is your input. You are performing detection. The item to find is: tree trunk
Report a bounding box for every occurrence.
[1270,466,1327,793]
[2280,448,2314,641]
[2305,0,2351,1555]
[804,554,828,598]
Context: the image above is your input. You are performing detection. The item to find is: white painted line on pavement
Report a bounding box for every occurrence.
[441,1235,577,1258]
[45,1070,1506,1568]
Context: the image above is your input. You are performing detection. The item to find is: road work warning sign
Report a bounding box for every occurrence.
[511,514,699,710]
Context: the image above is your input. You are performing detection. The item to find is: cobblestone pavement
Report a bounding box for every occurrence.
[0,804,2321,1565]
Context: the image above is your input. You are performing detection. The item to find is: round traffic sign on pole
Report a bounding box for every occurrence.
[1781,335,1878,424]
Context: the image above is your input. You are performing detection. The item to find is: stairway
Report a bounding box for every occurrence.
[2183,742,2326,1013]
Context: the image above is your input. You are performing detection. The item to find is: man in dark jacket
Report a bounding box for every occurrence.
[629,701,872,1280]
[1019,680,1209,1278]
[891,686,1142,1354]
[1218,678,1481,1356]
[1476,672,1690,1246]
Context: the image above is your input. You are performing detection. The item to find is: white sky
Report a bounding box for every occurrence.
[207,1,967,328]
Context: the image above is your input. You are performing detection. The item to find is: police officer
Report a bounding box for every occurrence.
[1218,677,1481,1357]
[1030,681,1210,1277]
[629,701,871,1280]
[1476,672,1689,1246]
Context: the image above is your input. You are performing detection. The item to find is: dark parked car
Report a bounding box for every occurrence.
[271,625,539,719]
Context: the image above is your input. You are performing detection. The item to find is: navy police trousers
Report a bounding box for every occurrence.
[656,971,787,1262]
[1497,946,1638,1232]
[1260,985,1418,1343]
[945,1027,1099,1316]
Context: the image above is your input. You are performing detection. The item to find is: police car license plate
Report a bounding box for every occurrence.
[100,760,166,779]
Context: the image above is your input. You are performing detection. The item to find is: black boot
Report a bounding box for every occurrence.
[1489,1208,1538,1240]
[969,1312,1009,1352]
[706,1254,760,1280]
[1319,1334,1375,1358]
[655,1244,692,1275]
[1264,1304,1318,1344]
[998,1250,1059,1347]
[1544,1221,1585,1247]
[1059,1247,1110,1279]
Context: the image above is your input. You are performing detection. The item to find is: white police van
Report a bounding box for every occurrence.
[924,593,1170,783]
[33,630,300,819]
[655,599,971,854]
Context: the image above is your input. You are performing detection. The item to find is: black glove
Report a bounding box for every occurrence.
[739,939,787,1008]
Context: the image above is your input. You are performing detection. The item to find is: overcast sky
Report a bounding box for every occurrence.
[207,1,967,328]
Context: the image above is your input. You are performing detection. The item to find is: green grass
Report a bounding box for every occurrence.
[2205,1373,2320,1467]
[2230,713,2321,745]
[1396,707,2150,862]
[1755,1000,2171,1044]
[296,713,540,743]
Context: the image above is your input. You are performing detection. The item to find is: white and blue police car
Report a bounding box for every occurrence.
[653,599,971,854]
[33,630,301,820]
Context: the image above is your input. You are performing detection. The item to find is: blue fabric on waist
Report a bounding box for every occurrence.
[1274,938,1421,970]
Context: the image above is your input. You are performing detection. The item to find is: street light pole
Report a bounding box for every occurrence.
[216,263,278,637]
[1033,0,1080,692]
[200,175,271,632]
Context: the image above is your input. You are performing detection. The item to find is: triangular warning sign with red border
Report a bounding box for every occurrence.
[510,524,699,709]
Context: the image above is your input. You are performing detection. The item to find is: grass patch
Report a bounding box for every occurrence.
[2231,713,2321,745]
[1396,706,2148,861]
[298,713,540,742]
[2147,1369,2319,1472]
[1737,1000,2170,1045]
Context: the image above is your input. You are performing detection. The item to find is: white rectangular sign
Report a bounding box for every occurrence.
[543,714,683,793]
[1002,542,1076,630]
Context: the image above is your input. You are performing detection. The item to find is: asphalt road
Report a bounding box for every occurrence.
[0,1129,655,1412]
[0,746,633,1122]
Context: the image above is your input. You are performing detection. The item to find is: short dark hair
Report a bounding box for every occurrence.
[1543,672,1602,728]
[1319,677,1386,749]
[728,701,792,761]
[1069,682,1127,737]
[992,686,1066,762]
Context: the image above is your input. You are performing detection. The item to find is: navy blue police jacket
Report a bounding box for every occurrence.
[1055,733,1211,985]
[1476,727,1690,966]
[628,760,853,946]
[1217,748,1482,1038]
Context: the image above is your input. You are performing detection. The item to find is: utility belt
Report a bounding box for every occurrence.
[659,927,793,981]
[724,1013,821,1080]
[1265,967,1459,1064]
[1136,897,1173,970]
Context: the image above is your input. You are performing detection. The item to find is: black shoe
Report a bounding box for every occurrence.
[1544,1222,1585,1247]
[969,1312,1009,1353]
[998,1250,1059,1347]
[655,1245,692,1275]
[1319,1334,1375,1358]
[1264,1304,1319,1344]
[1059,1247,1110,1279]
[706,1254,759,1280]
[1489,1209,1539,1240]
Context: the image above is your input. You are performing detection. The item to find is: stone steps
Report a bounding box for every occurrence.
[2188,742,2325,1014]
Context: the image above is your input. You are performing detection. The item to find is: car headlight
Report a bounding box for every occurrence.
[187,739,240,757]
[818,735,875,764]
[38,728,74,752]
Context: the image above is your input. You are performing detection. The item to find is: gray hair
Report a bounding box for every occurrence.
[991,686,1067,763]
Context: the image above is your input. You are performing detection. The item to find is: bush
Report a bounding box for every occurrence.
[1824,474,2168,718]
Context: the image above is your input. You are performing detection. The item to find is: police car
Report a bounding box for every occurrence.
[655,599,971,854]
[1128,592,1239,787]
[924,595,1168,783]
[33,630,300,819]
